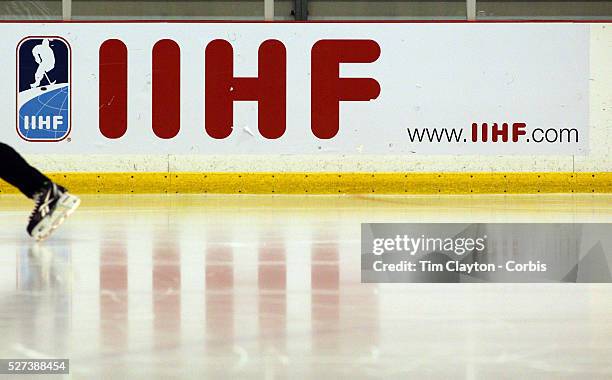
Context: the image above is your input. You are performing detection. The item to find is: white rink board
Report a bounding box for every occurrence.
[0,22,592,157]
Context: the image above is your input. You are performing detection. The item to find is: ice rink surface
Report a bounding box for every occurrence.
[1,194,611,379]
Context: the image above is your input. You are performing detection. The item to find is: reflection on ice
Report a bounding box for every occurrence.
[0,194,610,378]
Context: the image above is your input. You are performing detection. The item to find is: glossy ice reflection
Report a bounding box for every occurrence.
[1,194,611,379]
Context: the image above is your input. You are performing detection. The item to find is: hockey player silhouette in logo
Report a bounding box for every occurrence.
[31,39,56,88]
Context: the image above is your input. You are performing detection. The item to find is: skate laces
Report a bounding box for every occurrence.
[29,192,44,222]
[29,185,55,221]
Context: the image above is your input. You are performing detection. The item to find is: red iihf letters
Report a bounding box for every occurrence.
[99,38,380,140]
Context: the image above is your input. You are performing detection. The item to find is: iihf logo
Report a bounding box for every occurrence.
[17,37,71,142]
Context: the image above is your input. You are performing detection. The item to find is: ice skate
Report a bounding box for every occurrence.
[27,182,80,241]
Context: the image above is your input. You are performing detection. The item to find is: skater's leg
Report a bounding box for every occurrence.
[0,143,80,240]
[0,143,50,198]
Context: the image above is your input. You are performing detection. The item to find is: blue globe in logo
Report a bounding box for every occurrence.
[18,84,70,140]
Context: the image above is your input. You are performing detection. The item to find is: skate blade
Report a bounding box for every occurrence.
[32,194,81,241]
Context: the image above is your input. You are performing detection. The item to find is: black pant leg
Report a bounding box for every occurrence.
[0,143,50,198]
